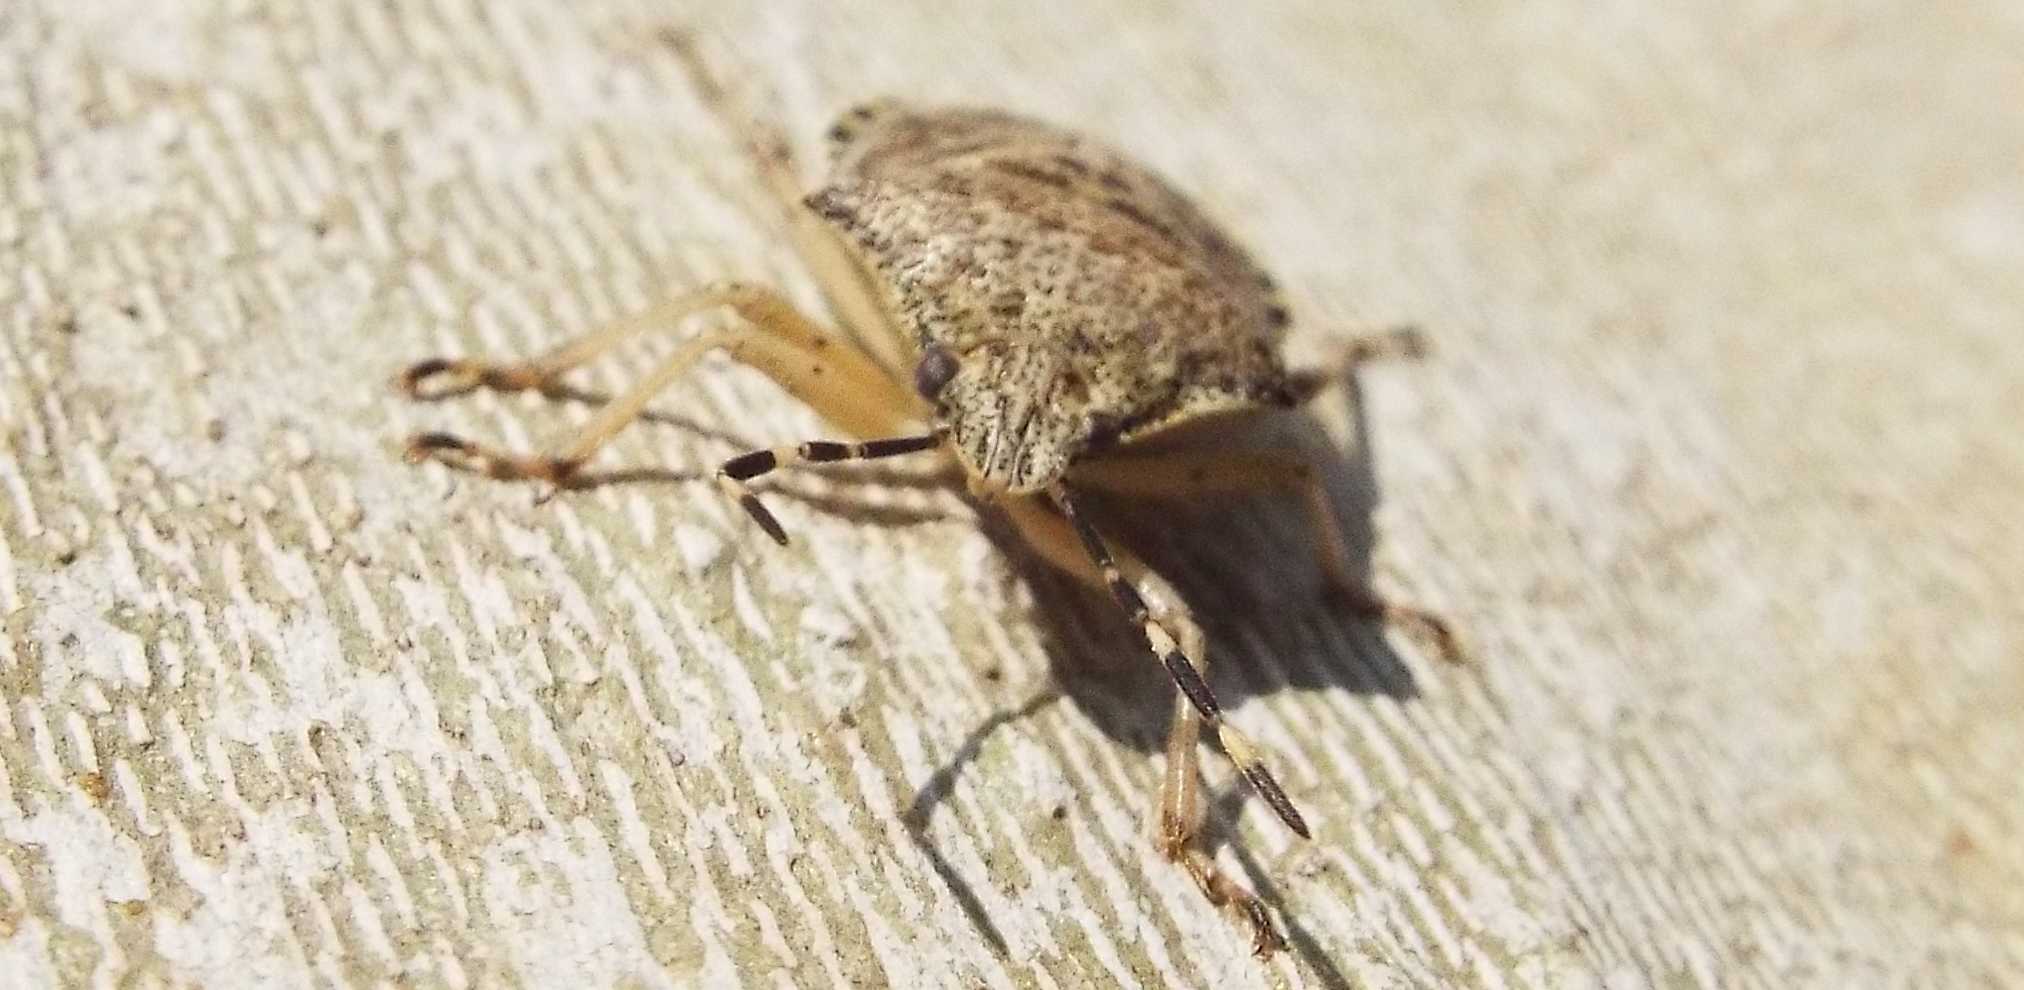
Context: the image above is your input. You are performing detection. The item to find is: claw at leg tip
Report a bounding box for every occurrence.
[395,358,450,395]
[395,358,491,399]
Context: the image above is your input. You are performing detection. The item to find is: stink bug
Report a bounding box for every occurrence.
[396,38,1455,955]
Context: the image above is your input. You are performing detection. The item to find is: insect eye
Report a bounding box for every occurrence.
[913,345,960,399]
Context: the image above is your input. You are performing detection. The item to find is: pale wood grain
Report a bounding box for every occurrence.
[3,2,2020,987]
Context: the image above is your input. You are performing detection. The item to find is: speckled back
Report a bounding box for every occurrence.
[804,102,1299,494]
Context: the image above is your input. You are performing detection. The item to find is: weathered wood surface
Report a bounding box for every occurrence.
[3,3,2020,987]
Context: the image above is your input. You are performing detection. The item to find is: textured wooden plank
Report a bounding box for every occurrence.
[2,2,2021,987]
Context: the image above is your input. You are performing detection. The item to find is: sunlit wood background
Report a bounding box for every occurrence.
[2,2,2019,986]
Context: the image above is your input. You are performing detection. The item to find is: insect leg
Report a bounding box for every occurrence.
[1072,449,1464,664]
[715,432,944,545]
[1045,484,1309,839]
[396,281,901,402]
[399,284,921,484]
[662,32,913,378]
[998,493,1290,955]
[1282,323,1428,403]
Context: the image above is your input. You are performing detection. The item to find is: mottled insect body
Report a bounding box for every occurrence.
[812,102,1301,494]
[397,43,1453,957]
